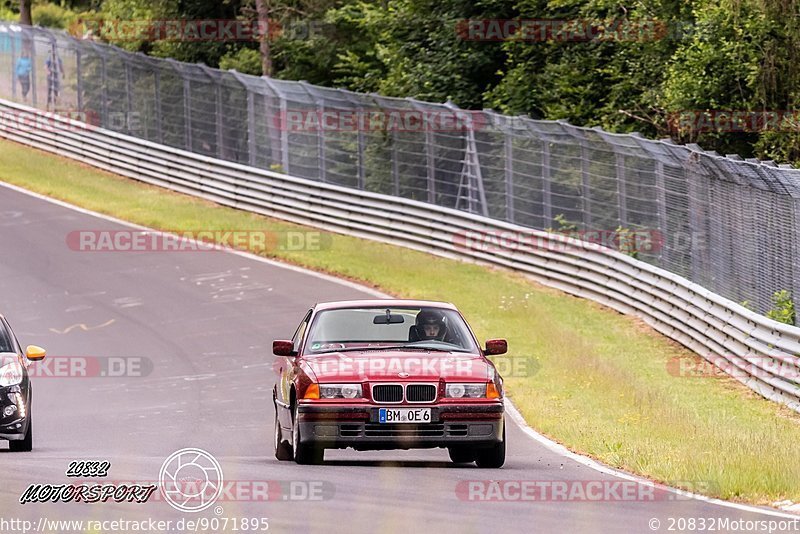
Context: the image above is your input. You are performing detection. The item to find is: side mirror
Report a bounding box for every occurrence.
[272,340,296,357]
[484,339,507,356]
[26,345,46,361]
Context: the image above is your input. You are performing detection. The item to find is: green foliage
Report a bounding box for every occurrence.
[219,47,262,75]
[615,226,638,259]
[22,0,800,165]
[547,213,579,233]
[766,290,796,326]
[0,3,17,21]
[32,3,78,29]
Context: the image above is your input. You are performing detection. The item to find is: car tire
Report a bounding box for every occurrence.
[448,447,476,464]
[9,418,32,452]
[292,404,323,465]
[274,404,292,461]
[475,425,505,468]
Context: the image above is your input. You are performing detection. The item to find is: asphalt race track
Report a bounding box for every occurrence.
[0,183,795,534]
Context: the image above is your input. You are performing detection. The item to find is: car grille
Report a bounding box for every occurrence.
[364,423,445,437]
[406,384,437,402]
[372,384,403,403]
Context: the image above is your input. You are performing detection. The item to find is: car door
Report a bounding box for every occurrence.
[276,309,312,429]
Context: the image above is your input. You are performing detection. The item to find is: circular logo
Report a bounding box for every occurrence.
[398,372,410,378]
[159,448,224,513]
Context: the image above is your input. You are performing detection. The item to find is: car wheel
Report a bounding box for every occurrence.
[9,418,32,452]
[448,447,476,464]
[274,403,292,461]
[475,425,505,468]
[292,403,323,465]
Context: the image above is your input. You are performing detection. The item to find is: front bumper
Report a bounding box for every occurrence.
[297,402,504,450]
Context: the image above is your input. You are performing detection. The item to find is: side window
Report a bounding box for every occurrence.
[0,320,14,353]
[292,310,312,353]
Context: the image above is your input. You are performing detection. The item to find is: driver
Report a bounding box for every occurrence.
[415,309,448,342]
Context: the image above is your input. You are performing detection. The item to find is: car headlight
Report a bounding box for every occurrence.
[319,384,363,399]
[445,383,487,398]
[0,363,23,388]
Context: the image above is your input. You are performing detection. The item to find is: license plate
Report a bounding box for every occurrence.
[378,407,431,424]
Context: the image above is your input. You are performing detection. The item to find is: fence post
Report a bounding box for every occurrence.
[99,50,108,127]
[214,74,223,158]
[29,31,37,108]
[154,68,162,144]
[542,140,552,226]
[9,28,16,99]
[75,47,82,112]
[581,143,591,227]
[124,59,133,134]
[246,88,256,167]
[504,128,515,223]
[794,199,800,323]
[616,152,628,227]
[391,129,400,196]
[654,159,668,266]
[182,77,192,151]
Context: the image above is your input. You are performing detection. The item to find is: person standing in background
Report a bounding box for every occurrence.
[15,51,32,101]
[46,44,65,110]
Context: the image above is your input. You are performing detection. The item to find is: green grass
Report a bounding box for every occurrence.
[1,138,799,505]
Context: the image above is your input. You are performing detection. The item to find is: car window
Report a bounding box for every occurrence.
[305,307,477,353]
[0,322,14,353]
[292,310,312,352]
[0,322,20,368]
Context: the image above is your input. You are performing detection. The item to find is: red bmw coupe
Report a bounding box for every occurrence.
[272,300,507,467]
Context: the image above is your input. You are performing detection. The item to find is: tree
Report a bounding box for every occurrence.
[255,0,272,76]
[19,0,30,25]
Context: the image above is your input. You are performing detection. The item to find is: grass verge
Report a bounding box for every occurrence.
[1,138,798,505]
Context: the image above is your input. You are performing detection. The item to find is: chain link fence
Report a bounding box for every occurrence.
[2,22,799,318]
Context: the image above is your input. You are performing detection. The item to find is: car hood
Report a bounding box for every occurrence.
[303,350,492,382]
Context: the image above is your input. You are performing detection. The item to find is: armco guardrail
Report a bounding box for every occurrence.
[1,98,799,412]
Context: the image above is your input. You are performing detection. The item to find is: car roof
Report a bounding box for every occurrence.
[313,299,457,312]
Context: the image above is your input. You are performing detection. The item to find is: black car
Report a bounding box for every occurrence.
[0,315,46,451]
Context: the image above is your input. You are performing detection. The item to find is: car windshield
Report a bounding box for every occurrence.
[305,306,478,354]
